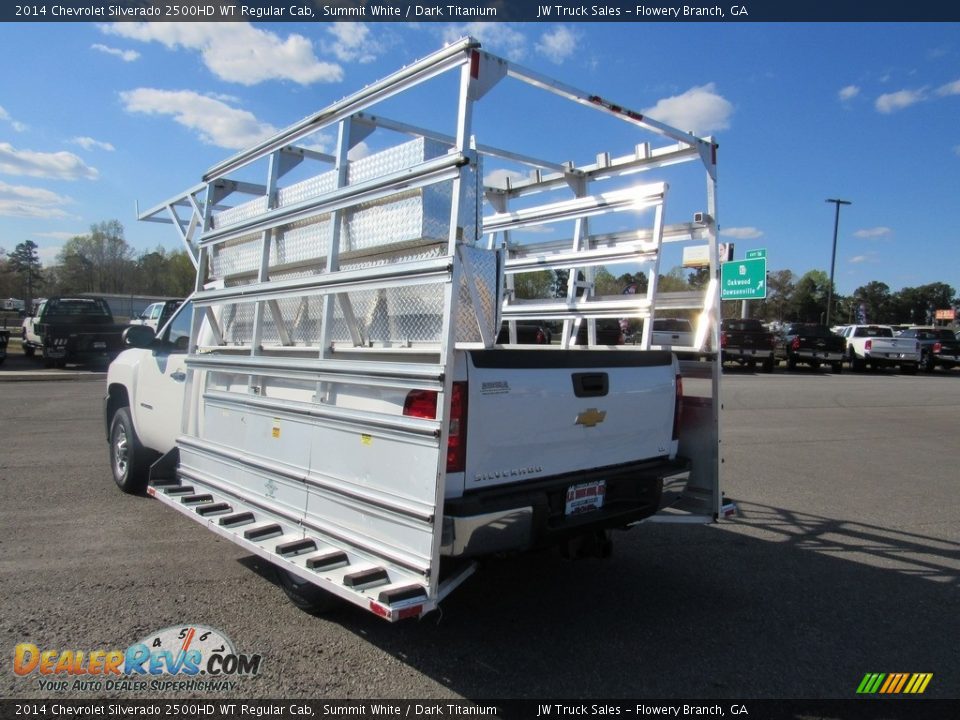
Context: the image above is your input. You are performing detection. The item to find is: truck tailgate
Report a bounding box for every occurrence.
[463,349,678,491]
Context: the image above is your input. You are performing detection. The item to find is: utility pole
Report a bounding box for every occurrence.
[825,198,851,327]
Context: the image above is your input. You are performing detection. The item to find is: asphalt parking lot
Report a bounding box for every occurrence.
[0,370,957,702]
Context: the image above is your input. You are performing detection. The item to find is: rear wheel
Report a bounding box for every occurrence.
[109,407,150,494]
[786,355,797,371]
[810,360,821,371]
[831,361,843,374]
[761,356,774,374]
[275,568,342,614]
[23,344,35,358]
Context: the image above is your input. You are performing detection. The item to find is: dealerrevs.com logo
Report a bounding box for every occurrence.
[13,624,262,693]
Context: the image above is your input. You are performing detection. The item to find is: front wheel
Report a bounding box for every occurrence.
[109,407,150,494]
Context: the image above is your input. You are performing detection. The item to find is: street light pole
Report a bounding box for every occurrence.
[825,198,851,326]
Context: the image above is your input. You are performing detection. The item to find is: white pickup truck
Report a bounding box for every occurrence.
[839,324,920,373]
[104,39,722,621]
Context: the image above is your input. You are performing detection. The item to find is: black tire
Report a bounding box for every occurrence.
[275,568,342,614]
[831,362,843,374]
[109,407,150,494]
[922,352,936,373]
[850,350,865,372]
[786,355,797,371]
[762,356,774,374]
[23,344,35,358]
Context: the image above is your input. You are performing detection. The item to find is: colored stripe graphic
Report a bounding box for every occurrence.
[857,673,932,694]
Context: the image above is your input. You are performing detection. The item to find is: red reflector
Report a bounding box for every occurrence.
[403,389,438,420]
[470,50,480,79]
[933,342,942,354]
[791,337,800,351]
[397,605,423,620]
[865,339,872,351]
[368,601,390,619]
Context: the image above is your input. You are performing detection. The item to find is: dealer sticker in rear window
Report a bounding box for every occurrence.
[565,480,606,516]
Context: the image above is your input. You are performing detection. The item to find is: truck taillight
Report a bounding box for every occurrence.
[864,339,872,352]
[672,375,683,441]
[720,332,727,349]
[446,382,468,473]
[933,342,941,354]
[402,382,468,474]
[791,337,800,351]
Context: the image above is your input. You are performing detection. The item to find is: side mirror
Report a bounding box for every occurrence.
[123,324,156,348]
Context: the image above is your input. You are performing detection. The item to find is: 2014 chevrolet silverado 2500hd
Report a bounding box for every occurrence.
[104,39,724,621]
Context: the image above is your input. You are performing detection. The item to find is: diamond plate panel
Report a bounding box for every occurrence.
[207,137,479,283]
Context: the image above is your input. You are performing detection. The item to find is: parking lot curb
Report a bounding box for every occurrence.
[0,371,106,383]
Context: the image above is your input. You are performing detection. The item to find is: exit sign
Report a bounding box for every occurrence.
[721,257,767,300]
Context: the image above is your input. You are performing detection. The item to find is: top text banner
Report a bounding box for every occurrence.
[4,0,958,23]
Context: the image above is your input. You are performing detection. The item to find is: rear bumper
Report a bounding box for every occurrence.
[865,352,919,366]
[440,457,689,558]
[722,349,773,361]
[791,349,844,363]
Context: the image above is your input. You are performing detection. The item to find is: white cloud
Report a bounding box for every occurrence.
[324,23,380,63]
[643,83,733,134]
[70,137,116,152]
[0,143,99,180]
[91,43,140,62]
[838,85,860,101]
[721,227,763,240]
[849,255,869,264]
[102,22,342,85]
[875,88,926,113]
[442,24,527,61]
[954,145,960,157]
[853,227,893,239]
[484,169,529,189]
[120,89,278,150]
[0,106,27,132]
[0,181,73,219]
[536,26,578,64]
[936,79,960,97]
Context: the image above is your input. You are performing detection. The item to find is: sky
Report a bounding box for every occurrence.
[0,20,958,297]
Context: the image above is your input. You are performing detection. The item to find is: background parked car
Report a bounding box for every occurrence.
[775,323,846,373]
[720,318,776,373]
[896,327,960,372]
[129,300,183,332]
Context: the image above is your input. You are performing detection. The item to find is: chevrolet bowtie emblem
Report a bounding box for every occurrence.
[575,408,607,428]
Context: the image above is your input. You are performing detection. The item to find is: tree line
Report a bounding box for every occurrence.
[3,225,956,328]
[512,266,957,326]
[0,220,196,307]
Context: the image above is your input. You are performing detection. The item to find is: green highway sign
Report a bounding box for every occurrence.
[721,257,767,300]
[746,249,766,259]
